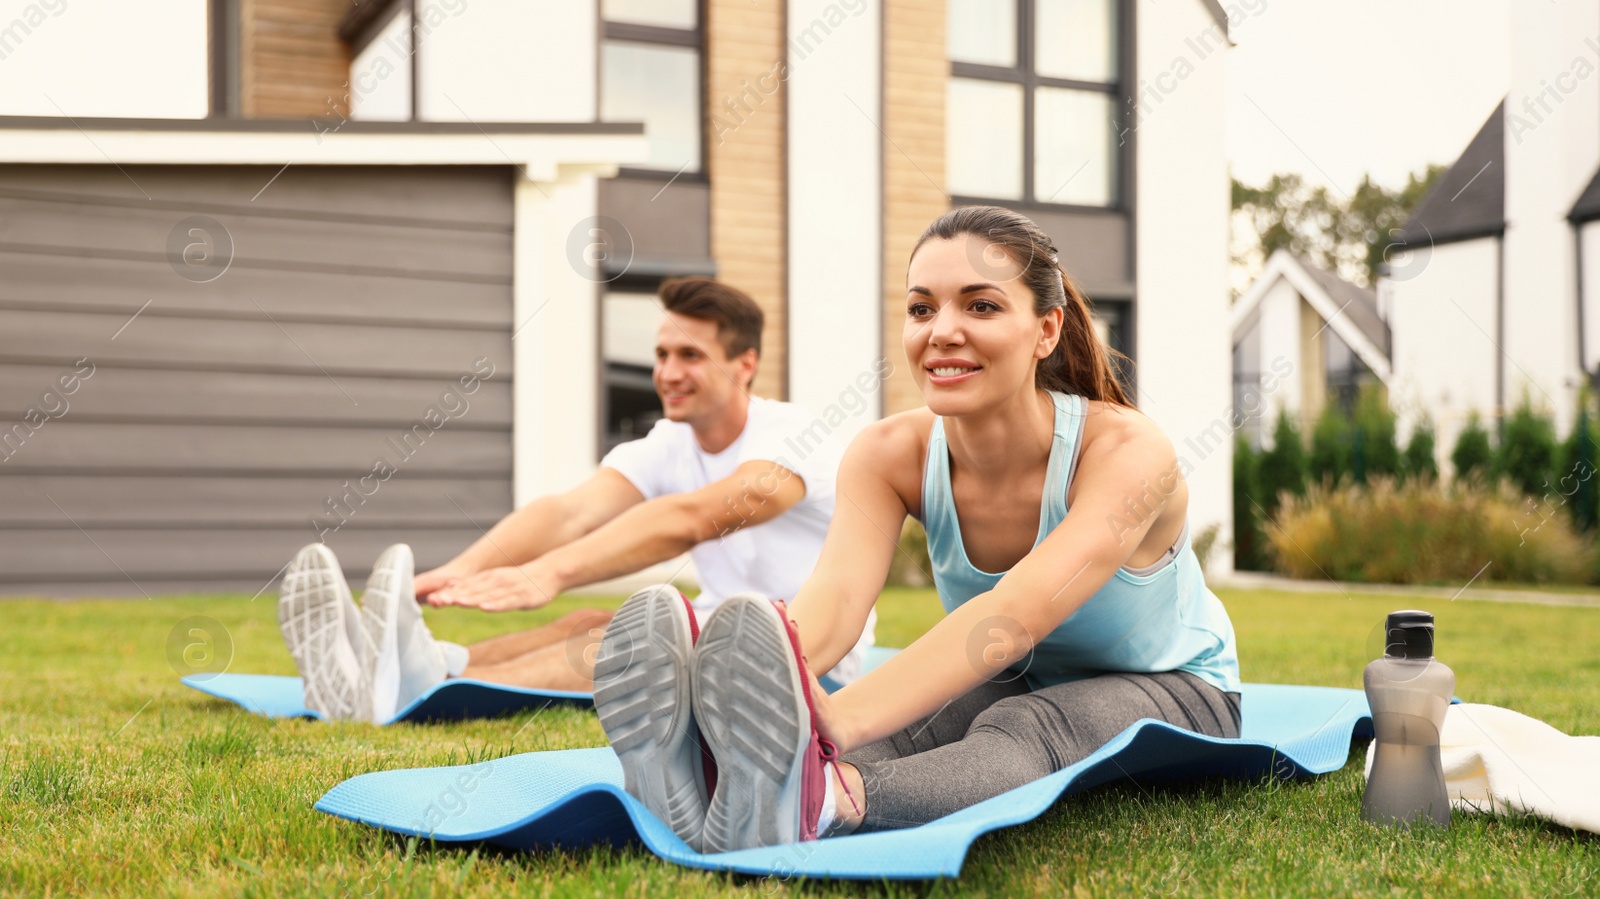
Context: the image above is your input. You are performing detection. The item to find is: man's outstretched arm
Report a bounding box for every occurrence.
[429,459,807,611]
[415,468,646,600]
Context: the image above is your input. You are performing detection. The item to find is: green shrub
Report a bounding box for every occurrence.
[1401,417,1439,482]
[1267,477,1594,585]
[1257,409,1308,521]
[1451,413,1494,484]
[1496,396,1557,497]
[1558,396,1600,532]
[1308,402,1350,486]
[1351,385,1400,482]
[1232,435,1265,571]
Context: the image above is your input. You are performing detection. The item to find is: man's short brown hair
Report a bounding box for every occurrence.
[658,277,763,361]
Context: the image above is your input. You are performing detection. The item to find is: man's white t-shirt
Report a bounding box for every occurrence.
[600,396,876,684]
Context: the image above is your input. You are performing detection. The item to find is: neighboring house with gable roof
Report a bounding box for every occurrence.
[1230,250,1391,448]
[1376,2,1600,476]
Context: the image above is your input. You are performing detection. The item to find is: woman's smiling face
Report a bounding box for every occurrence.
[904,234,1059,415]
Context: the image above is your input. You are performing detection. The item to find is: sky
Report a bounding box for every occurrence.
[1225,0,1512,195]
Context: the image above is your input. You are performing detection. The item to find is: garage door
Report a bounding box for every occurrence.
[0,164,516,596]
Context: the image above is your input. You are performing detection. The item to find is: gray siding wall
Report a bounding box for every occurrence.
[0,164,516,596]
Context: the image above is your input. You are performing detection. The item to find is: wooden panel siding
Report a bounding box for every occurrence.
[0,476,510,528]
[0,251,511,328]
[0,529,481,587]
[240,0,356,120]
[882,0,950,414]
[707,0,788,400]
[0,364,513,427]
[0,164,516,595]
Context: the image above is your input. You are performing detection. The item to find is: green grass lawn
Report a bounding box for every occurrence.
[2,587,1597,897]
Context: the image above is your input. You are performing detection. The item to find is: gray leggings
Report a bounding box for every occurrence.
[843,670,1242,832]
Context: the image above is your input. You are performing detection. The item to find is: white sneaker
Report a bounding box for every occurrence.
[278,544,372,721]
[361,544,467,722]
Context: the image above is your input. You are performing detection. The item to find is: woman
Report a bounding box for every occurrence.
[593,206,1241,853]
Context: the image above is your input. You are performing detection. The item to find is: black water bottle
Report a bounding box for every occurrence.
[1361,610,1453,828]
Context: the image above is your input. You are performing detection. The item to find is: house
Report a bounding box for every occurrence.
[0,0,1237,594]
[1380,2,1600,474]
[1229,250,1391,448]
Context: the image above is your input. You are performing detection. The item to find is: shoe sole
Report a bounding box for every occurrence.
[692,596,809,853]
[362,544,412,723]
[278,544,368,721]
[593,586,707,850]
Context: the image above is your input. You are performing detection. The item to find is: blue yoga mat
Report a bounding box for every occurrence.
[182,673,592,724]
[314,682,1379,879]
[182,647,897,725]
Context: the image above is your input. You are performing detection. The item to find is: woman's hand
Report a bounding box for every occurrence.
[425,561,562,612]
[804,666,860,753]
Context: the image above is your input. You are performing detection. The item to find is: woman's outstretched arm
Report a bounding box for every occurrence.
[787,416,922,675]
[809,411,1185,753]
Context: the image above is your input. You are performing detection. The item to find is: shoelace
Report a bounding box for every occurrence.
[817,736,863,819]
[774,599,864,821]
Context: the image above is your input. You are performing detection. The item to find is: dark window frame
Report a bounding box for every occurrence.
[207,0,240,117]
[948,0,1124,212]
[599,2,708,180]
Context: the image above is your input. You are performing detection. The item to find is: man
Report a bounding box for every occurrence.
[277,277,876,722]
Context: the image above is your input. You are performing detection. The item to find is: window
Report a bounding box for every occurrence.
[947,0,1120,208]
[1325,329,1377,415]
[603,289,666,454]
[601,2,703,173]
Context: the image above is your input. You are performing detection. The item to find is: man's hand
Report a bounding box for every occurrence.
[414,561,476,603]
[425,561,563,612]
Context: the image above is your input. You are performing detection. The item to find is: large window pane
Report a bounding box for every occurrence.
[948,78,1024,199]
[1034,0,1116,82]
[602,0,696,29]
[948,0,1016,67]
[601,41,701,171]
[1033,87,1115,206]
[603,291,662,366]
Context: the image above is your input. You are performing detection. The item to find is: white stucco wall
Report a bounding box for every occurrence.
[0,0,207,118]
[1501,1,1600,432]
[1254,278,1304,424]
[1133,0,1233,572]
[349,8,414,121]
[416,0,596,123]
[512,168,603,504]
[786,0,883,443]
[1384,238,1501,478]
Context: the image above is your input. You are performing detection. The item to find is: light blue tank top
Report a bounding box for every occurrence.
[921,391,1241,694]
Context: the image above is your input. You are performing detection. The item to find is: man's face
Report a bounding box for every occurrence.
[653,312,752,423]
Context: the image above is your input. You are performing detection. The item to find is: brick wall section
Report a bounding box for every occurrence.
[706,0,787,401]
[882,0,949,414]
[240,0,353,119]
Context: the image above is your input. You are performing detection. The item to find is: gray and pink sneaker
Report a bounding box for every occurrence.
[593,585,718,851]
[691,594,858,852]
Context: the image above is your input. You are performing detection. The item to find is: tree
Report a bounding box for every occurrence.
[1232,165,1447,291]
[1451,413,1494,484]
[1351,385,1400,483]
[1559,394,1600,532]
[1258,409,1308,520]
[1402,417,1439,482]
[1309,402,1351,486]
[1496,396,1557,497]
[1233,435,1264,571]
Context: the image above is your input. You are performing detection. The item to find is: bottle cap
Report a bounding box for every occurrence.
[1384,610,1434,660]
